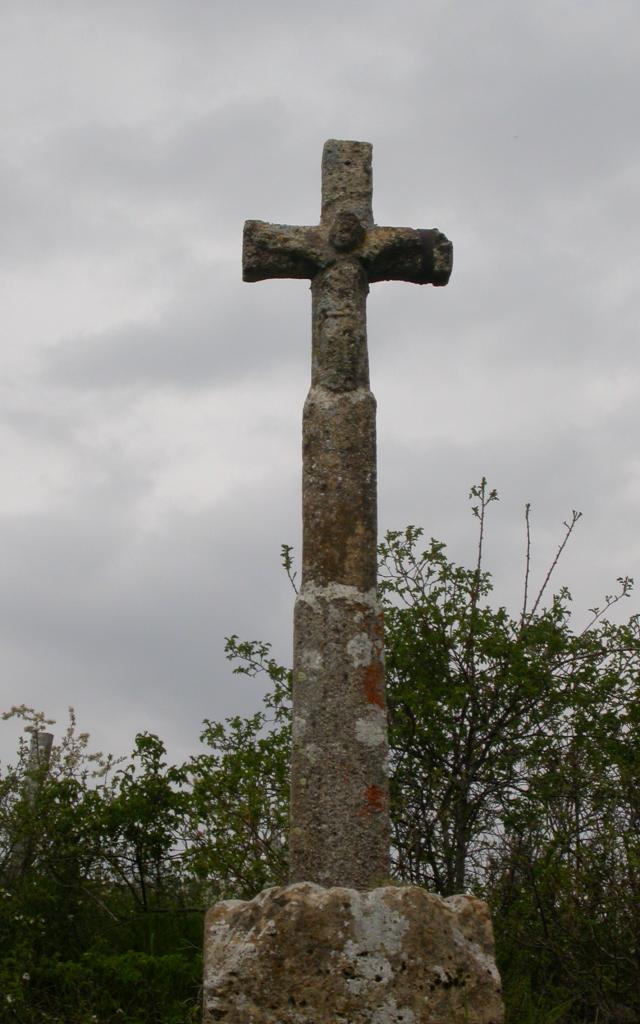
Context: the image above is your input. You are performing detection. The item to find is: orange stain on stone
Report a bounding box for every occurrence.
[360,784,385,815]
[363,661,384,707]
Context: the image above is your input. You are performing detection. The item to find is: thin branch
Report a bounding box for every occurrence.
[526,510,582,622]
[521,502,531,626]
[280,544,298,594]
[579,576,634,635]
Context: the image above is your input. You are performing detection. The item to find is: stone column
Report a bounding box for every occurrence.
[290,248,389,889]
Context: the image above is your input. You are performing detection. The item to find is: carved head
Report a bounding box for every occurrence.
[329,211,366,253]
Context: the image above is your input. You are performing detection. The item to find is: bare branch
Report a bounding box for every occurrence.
[521,502,532,626]
[526,510,582,622]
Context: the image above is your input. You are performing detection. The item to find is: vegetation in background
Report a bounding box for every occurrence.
[1,482,637,1024]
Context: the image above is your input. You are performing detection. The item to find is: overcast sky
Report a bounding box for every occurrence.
[1,0,638,766]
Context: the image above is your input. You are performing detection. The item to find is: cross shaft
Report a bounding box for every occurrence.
[243,139,452,889]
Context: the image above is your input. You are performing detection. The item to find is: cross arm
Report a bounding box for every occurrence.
[243,220,329,282]
[360,226,453,286]
[243,218,453,286]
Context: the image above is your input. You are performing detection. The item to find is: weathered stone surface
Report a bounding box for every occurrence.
[203,883,504,1024]
[311,261,369,392]
[242,140,452,288]
[301,388,377,589]
[291,586,388,889]
[321,139,374,227]
[242,139,453,889]
[242,218,453,286]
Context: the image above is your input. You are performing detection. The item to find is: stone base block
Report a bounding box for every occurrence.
[203,882,504,1024]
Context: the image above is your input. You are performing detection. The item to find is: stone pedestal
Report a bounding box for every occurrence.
[202,883,504,1024]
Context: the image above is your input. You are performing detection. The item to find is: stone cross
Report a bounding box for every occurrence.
[243,139,452,890]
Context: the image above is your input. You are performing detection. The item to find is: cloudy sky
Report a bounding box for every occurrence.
[1,0,638,766]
